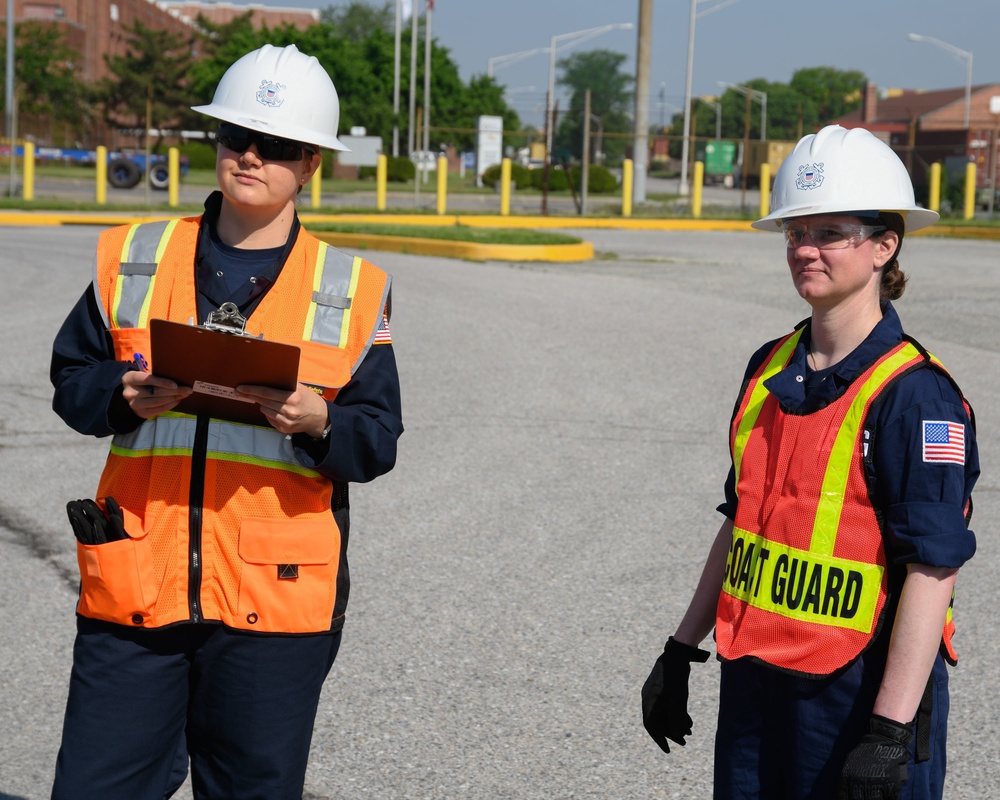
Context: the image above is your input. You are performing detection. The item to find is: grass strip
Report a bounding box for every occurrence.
[306,222,582,246]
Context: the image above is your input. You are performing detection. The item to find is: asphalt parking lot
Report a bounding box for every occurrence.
[1,224,998,799]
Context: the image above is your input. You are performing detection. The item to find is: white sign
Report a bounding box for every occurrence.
[991,96,1000,115]
[476,115,503,187]
[337,136,383,167]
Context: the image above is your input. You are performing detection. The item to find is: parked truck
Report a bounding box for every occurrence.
[5,145,187,190]
[733,139,795,189]
[694,139,737,186]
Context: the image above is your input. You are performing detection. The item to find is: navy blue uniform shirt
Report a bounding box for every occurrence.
[719,303,977,570]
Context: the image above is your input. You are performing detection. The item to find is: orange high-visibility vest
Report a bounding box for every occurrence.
[716,329,965,675]
[77,216,390,634]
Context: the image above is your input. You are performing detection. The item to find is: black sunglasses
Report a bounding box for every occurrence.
[215,123,317,161]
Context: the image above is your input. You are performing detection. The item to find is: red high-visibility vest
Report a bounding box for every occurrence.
[716,329,965,675]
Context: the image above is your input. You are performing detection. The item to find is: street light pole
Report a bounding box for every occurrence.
[544,22,633,166]
[719,81,766,141]
[907,33,973,128]
[487,47,550,79]
[679,0,742,195]
[393,0,401,156]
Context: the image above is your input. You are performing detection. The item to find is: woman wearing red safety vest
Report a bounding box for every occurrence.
[50,44,402,800]
[640,125,978,800]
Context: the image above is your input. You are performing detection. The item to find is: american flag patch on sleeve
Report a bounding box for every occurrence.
[922,420,965,465]
[374,313,392,345]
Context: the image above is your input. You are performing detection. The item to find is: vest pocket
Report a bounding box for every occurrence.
[75,516,156,626]
[236,516,339,633]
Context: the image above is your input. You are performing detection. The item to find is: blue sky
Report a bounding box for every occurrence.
[258,0,1000,128]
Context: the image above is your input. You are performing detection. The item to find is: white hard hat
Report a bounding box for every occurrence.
[192,43,347,151]
[752,124,938,232]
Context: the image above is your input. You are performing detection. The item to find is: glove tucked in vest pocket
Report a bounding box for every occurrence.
[76,509,156,626]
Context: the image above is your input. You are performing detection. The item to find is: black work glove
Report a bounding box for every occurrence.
[838,714,914,800]
[641,636,711,753]
[66,497,129,545]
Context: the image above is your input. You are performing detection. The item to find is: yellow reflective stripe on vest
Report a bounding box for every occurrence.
[732,330,802,482]
[725,526,883,633]
[303,244,359,348]
[110,219,178,329]
[110,414,321,477]
[811,343,921,554]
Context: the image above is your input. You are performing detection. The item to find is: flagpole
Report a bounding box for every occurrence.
[407,1,418,156]
[393,0,401,156]
[422,0,432,179]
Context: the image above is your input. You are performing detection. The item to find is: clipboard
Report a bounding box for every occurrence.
[150,318,301,424]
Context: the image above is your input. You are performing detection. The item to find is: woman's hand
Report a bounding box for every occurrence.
[121,370,193,419]
[235,382,330,438]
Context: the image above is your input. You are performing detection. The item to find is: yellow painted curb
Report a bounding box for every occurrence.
[312,231,594,262]
[2,210,998,243]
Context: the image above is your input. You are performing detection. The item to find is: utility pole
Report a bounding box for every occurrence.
[5,0,16,197]
[632,0,653,205]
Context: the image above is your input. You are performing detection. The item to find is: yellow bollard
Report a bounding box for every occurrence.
[96,145,108,205]
[168,147,180,208]
[310,160,322,208]
[928,163,941,213]
[622,158,633,217]
[23,142,35,201]
[436,155,448,215]
[759,163,771,219]
[692,160,704,218]
[500,157,512,216]
[963,162,976,221]
[376,154,387,211]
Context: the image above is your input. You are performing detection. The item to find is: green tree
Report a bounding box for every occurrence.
[667,66,868,156]
[789,67,866,127]
[321,0,394,40]
[0,21,90,145]
[552,49,633,162]
[100,20,196,149]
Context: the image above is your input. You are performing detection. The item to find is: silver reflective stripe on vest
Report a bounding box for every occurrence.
[114,220,174,329]
[309,245,357,346]
[354,277,392,375]
[111,414,320,476]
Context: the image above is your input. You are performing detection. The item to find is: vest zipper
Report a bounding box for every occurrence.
[188,415,210,623]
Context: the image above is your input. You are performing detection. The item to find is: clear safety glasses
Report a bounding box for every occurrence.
[215,122,317,162]
[782,221,887,250]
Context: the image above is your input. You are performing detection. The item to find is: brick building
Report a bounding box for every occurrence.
[835,82,1000,200]
[4,0,318,85]
[155,2,318,32]
[3,0,321,146]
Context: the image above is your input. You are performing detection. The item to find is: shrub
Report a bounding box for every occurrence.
[529,166,569,192]
[479,162,531,189]
[580,164,618,194]
[386,155,415,183]
[175,141,217,170]
[480,163,502,187]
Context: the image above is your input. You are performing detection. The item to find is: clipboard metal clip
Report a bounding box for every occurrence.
[203,302,249,336]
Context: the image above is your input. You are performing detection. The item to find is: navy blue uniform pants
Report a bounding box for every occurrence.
[714,654,949,799]
[51,617,342,800]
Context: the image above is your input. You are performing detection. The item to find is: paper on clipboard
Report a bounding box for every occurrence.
[149,318,300,424]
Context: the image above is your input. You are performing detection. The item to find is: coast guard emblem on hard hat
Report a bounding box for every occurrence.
[256,80,286,108]
[795,163,824,190]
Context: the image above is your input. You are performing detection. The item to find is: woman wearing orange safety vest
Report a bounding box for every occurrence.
[49,44,402,800]
[640,126,978,800]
